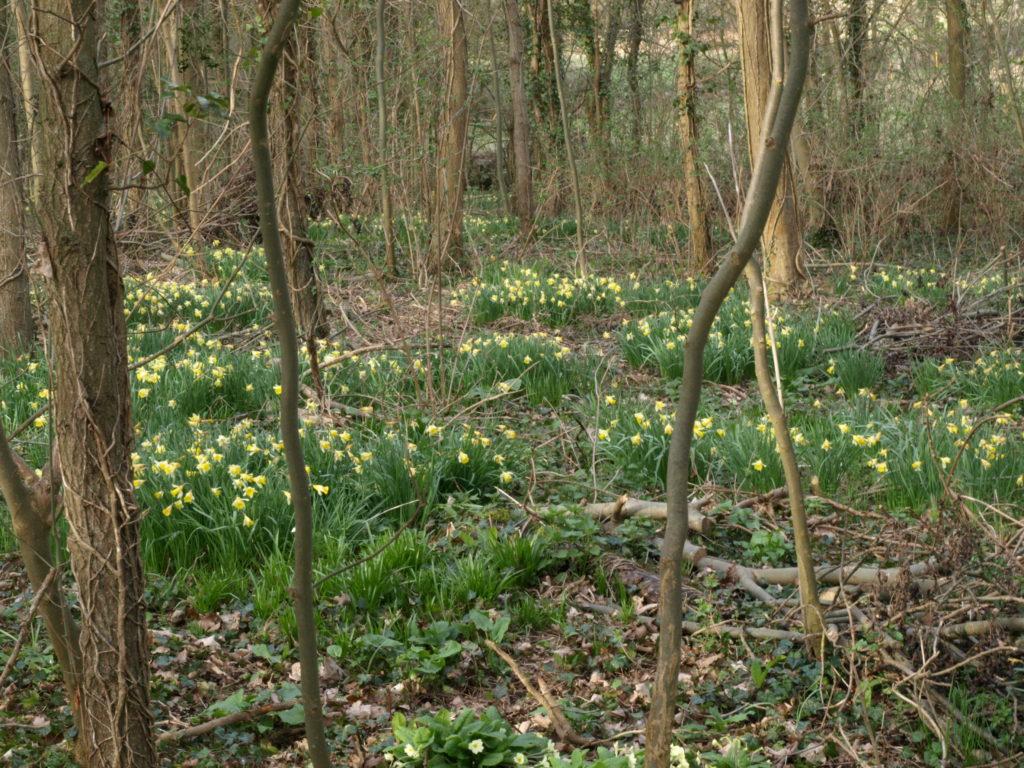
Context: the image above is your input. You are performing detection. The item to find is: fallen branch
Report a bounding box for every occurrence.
[484,639,588,746]
[583,495,714,535]
[157,700,298,745]
[682,542,938,594]
[938,616,1024,639]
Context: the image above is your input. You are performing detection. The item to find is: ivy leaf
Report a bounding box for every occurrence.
[83,161,108,186]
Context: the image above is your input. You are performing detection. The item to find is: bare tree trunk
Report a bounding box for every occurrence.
[644,0,810,762]
[677,0,713,274]
[626,0,644,151]
[11,0,39,207]
[744,259,823,642]
[528,0,558,145]
[942,0,968,232]
[487,13,511,217]
[277,14,326,337]
[31,0,156,763]
[249,1,330,766]
[504,0,535,234]
[548,0,586,262]
[376,0,397,274]
[737,0,803,297]
[843,0,867,138]
[433,0,469,272]
[0,3,33,353]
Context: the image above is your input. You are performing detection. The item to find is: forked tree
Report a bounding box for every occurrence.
[644,0,811,762]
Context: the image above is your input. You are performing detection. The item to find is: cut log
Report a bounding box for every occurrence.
[583,495,714,535]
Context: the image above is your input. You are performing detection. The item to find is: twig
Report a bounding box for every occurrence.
[484,640,589,746]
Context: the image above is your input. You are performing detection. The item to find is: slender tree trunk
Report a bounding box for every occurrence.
[0,4,33,353]
[31,0,156,763]
[528,0,558,145]
[488,14,511,217]
[548,0,586,261]
[626,0,643,151]
[249,1,331,766]
[737,0,803,296]
[744,259,823,643]
[276,14,326,337]
[11,0,39,208]
[677,0,714,274]
[942,0,968,232]
[433,0,469,272]
[376,0,397,274]
[844,0,867,138]
[504,0,535,234]
[644,0,810,762]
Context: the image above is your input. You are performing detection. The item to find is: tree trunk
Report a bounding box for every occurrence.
[249,1,331,764]
[942,0,968,232]
[677,0,714,274]
[528,0,559,144]
[32,0,156,763]
[737,0,803,297]
[645,0,811,761]
[504,0,535,234]
[277,14,326,337]
[548,0,586,262]
[375,0,397,274]
[0,3,33,353]
[433,0,469,272]
[11,0,39,208]
[843,0,867,138]
[626,0,644,151]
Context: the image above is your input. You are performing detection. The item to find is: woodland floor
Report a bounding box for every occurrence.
[1,205,1023,767]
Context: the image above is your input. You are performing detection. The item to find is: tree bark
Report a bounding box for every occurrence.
[433,0,469,272]
[737,0,804,297]
[942,0,968,232]
[644,0,810,761]
[676,0,714,274]
[31,0,156,763]
[504,0,535,235]
[249,1,331,766]
[0,2,33,353]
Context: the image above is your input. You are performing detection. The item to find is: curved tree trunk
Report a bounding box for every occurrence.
[737,0,804,297]
[249,0,331,765]
[0,3,33,353]
[644,0,811,762]
[32,0,156,763]
[504,0,535,235]
[677,0,714,274]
